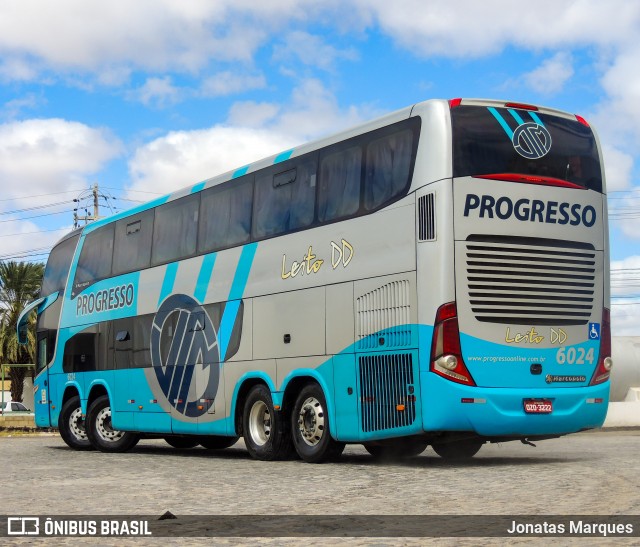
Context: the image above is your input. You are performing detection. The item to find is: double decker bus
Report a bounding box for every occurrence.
[18,98,611,462]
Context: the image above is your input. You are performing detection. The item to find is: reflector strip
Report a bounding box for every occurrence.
[461,398,486,404]
[586,398,604,404]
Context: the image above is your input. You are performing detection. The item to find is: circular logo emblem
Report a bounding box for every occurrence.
[150,294,220,418]
[512,122,552,159]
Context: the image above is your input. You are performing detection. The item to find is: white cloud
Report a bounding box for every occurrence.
[0,0,322,81]
[229,78,377,140]
[0,119,123,204]
[127,126,297,197]
[199,71,266,98]
[521,52,574,95]
[273,31,358,71]
[132,76,182,108]
[352,0,640,58]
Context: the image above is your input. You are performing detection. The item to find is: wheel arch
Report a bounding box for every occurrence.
[231,373,276,436]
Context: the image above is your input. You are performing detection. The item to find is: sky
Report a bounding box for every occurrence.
[0,0,638,335]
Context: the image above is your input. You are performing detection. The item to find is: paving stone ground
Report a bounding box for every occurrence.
[2,430,639,546]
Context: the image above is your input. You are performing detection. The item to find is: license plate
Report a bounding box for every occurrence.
[523,399,553,414]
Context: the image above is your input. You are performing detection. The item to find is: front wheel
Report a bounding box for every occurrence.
[292,383,344,463]
[85,395,140,453]
[243,385,292,460]
[58,396,93,451]
[431,439,483,460]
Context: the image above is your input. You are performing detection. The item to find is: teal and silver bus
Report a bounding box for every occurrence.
[19,98,612,462]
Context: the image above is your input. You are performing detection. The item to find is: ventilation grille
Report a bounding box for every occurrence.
[465,236,596,325]
[359,353,416,433]
[418,193,436,241]
[356,280,411,350]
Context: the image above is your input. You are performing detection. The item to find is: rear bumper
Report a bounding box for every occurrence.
[422,373,609,436]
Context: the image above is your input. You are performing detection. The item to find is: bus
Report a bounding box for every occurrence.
[18,98,612,462]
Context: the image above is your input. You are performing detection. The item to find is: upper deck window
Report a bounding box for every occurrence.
[41,233,80,297]
[75,225,114,286]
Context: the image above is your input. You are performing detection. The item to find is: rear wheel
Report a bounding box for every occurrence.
[243,384,292,460]
[431,439,483,460]
[85,395,140,453]
[199,436,239,450]
[292,383,344,463]
[164,436,199,449]
[58,396,93,451]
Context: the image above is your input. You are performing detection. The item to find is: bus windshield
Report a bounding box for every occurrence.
[41,232,80,297]
[451,105,602,192]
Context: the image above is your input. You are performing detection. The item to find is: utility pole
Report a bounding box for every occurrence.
[73,183,102,228]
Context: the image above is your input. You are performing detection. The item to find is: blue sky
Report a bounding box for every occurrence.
[0,0,638,334]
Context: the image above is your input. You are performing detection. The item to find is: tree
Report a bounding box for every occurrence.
[0,261,44,402]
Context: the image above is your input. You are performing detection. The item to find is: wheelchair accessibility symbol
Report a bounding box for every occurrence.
[588,323,600,340]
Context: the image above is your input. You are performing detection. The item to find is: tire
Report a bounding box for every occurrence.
[164,436,200,449]
[58,396,93,451]
[431,439,483,460]
[291,383,345,463]
[243,384,292,461]
[85,395,140,453]
[199,436,239,450]
[364,438,428,460]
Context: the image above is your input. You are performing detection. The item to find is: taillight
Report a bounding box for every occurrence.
[449,98,462,109]
[590,308,612,385]
[505,102,538,111]
[575,114,590,127]
[474,173,584,190]
[430,302,475,386]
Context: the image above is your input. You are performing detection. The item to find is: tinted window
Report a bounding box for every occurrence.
[75,226,114,286]
[253,157,317,238]
[199,177,253,253]
[318,146,362,222]
[365,128,414,210]
[152,194,199,265]
[452,106,603,192]
[113,209,154,275]
[41,233,80,296]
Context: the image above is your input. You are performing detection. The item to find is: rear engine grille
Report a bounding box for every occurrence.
[465,235,596,325]
[359,353,416,432]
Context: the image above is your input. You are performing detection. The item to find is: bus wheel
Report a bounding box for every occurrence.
[199,436,239,450]
[243,384,291,461]
[431,439,483,460]
[164,436,199,449]
[85,395,140,453]
[292,383,345,463]
[365,438,428,460]
[58,396,93,451]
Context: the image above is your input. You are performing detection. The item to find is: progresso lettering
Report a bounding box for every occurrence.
[76,283,135,317]
[463,194,596,227]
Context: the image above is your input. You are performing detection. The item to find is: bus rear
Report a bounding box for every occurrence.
[423,99,610,441]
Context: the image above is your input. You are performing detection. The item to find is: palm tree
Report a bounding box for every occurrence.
[0,261,44,402]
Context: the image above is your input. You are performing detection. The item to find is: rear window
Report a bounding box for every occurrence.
[452,106,602,192]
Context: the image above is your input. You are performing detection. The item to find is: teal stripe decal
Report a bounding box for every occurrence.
[488,107,514,139]
[530,112,544,126]
[508,108,525,125]
[158,262,179,306]
[191,181,206,194]
[194,253,217,303]
[274,149,294,164]
[232,166,250,179]
[218,243,258,360]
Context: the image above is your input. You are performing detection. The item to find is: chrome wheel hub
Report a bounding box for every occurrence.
[297,396,325,447]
